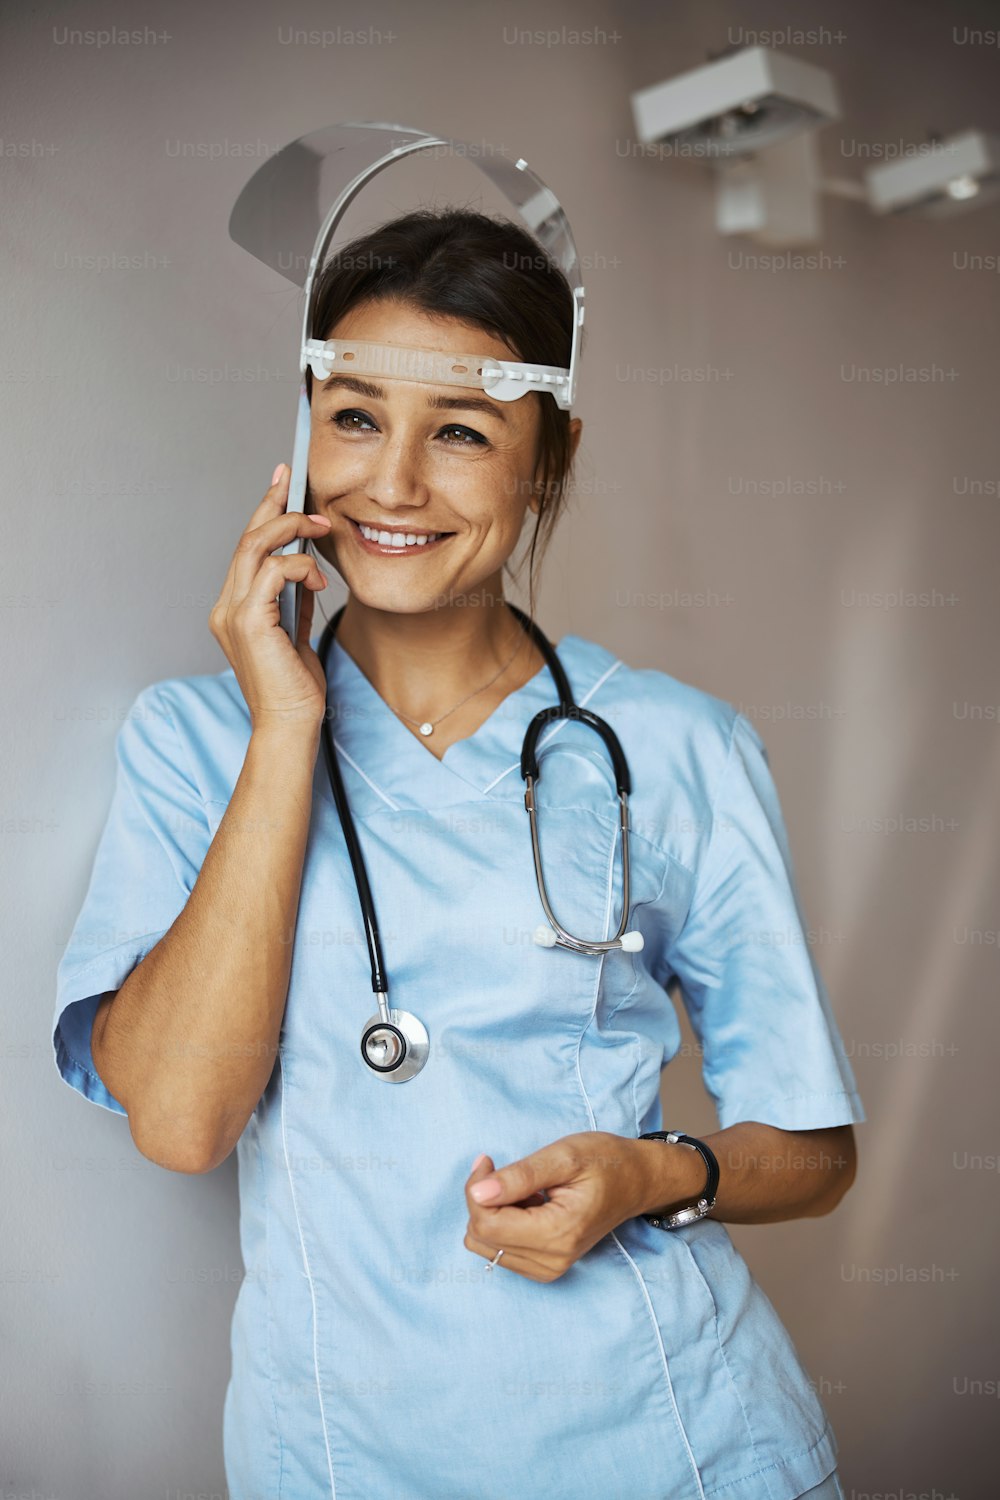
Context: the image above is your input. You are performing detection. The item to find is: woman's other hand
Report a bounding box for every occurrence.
[463,1134,656,1283]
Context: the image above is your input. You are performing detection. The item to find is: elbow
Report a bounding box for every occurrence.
[129,1111,233,1176]
[93,998,237,1174]
[808,1125,858,1216]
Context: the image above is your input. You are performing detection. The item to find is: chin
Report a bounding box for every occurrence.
[341,574,454,617]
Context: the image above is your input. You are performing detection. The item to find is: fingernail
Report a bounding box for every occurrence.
[470,1153,488,1172]
[271,463,286,486]
[470,1179,501,1202]
[312,515,332,526]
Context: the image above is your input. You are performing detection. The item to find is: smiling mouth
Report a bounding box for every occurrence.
[348,517,455,552]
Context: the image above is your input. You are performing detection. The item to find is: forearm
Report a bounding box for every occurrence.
[632,1122,857,1225]
[92,724,320,1173]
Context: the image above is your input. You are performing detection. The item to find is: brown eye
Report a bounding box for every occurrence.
[331,409,377,432]
[439,425,487,447]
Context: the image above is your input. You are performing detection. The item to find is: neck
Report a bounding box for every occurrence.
[330,586,547,722]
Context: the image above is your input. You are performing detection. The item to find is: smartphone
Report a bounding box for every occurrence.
[276,381,313,643]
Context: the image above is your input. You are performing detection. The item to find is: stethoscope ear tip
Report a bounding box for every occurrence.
[621,931,645,953]
[533,924,559,948]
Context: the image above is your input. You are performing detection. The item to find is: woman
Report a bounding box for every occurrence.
[53,208,864,1500]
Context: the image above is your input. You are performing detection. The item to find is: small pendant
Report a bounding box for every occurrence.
[419,722,434,737]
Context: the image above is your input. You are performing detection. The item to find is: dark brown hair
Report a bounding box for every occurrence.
[304,206,580,619]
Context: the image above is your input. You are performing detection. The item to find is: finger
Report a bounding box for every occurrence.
[255,461,291,526]
[468,1143,569,1208]
[463,1230,553,1283]
[296,569,329,654]
[464,1230,516,1272]
[237,553,330,625]
[219,464,327,614]
[217,464,291,616]
[466,1163,575,1263]
[244,462,292,538]
[466,1156,496,1210]
[467,1152,560,1236]
[467,1155,544,1210]
[467,1198,564,1256]
[466,1163,578,1252]
[296,569,316,650]
[229,510,331,610]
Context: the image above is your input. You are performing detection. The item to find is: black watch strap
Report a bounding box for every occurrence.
[638,1130,720,1230]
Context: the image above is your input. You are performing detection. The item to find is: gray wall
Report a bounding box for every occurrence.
[4,0,999,1493]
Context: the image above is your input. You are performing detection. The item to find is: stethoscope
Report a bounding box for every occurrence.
[317,602,643,1082]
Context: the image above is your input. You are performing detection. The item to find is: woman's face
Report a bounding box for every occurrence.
[306,297,579,615]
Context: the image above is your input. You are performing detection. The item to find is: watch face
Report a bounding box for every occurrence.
[646,1202,705,1229]
[671,1205,703,1227]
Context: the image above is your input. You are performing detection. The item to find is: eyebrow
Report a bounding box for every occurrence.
[318,373,508,425]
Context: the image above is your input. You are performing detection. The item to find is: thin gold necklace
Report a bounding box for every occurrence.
[382,619,531,738]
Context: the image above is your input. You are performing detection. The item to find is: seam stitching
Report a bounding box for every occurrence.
[700,1420,835,1495]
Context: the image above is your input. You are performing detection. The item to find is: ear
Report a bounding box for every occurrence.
[528,417,583,516]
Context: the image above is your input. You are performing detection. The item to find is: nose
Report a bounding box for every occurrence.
[363,426,428,512]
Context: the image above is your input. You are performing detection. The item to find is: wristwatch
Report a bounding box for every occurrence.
[638,1130,720,1229]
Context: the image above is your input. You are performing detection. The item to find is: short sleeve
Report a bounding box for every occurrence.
[664,712,865,1132]
[52,684,213,1116]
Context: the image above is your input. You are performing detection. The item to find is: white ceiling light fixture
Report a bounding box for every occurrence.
[631,45,839,158]
[630,46,841,247]
[863,129,1000,216]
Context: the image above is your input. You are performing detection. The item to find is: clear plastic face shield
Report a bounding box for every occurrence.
[228,121,586,639]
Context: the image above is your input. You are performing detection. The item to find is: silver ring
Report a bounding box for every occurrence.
[484,1248,504,1272]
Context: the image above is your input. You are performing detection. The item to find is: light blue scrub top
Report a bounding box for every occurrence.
[53,627,865,1500]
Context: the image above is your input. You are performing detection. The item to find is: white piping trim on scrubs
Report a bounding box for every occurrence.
[568,741,707,1500]
[279,1056,339,1499]
[482,657,626,795]
[333,737,402,810]
[607,1232,707,1500]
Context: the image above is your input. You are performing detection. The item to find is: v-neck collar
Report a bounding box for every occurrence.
[309,623,624,813]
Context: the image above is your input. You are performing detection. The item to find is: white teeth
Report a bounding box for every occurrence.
[358,522,441,547]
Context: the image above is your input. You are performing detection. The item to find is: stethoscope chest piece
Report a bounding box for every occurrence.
[361,1006,429,1082]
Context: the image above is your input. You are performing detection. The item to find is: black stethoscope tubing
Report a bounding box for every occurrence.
[315,601,634,1011]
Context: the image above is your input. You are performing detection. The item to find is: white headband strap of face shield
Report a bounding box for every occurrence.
[304,337,574,407]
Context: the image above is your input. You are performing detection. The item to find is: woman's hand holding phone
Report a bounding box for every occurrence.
[209,463,334,737]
